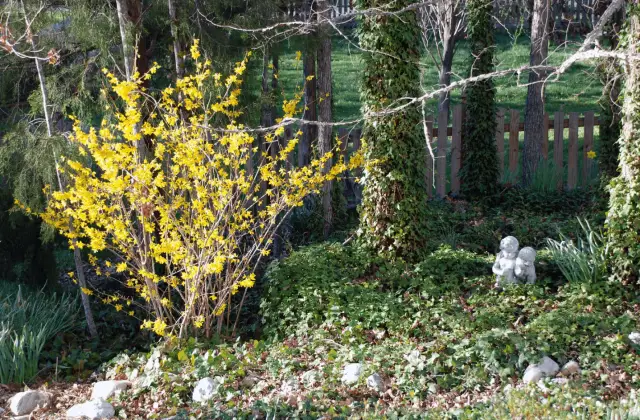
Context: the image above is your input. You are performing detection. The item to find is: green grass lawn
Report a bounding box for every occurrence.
[270,33,602,123]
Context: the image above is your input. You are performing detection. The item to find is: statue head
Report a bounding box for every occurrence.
[518,247,536,264]
[500,236,519,255]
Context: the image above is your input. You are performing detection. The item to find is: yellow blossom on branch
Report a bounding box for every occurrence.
[41,40,362,340]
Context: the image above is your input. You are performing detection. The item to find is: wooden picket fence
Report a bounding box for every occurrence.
[421,105,599,198]
[326,105,599,203]
[285,0,599,32]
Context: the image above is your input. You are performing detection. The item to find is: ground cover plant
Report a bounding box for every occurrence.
[1,1,639,419]
[0,282,77,384]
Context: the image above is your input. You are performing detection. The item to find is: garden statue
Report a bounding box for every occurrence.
[515,247,537,284]
[493,236,519,287]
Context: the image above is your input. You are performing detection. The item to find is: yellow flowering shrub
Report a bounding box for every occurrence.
[42,42,362,339]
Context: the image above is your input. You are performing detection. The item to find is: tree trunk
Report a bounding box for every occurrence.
[437,4,456,117]
[460,0,499,199]
[606,8,640,286]
[522,0,549,186]
[167,0,184,80]
[300,0,317,167]
[258,49,272,209]
[115,0,134,80]
[73,246,99,338]
[317,0,333,239]
[54,157,99,339]
[301,49,317,167]
[24,0,98,338]
[357,0,427,260]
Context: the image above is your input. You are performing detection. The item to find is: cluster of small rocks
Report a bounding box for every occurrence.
[6,332,640,418]
[5,380,129,419]
[522,356,581,386]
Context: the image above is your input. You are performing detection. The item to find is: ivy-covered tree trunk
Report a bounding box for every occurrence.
[317,0,333,238]
[357,0,428,261]
[606,6,640,286]
[522,0,550,186]
[459,0,499,199]
[598,4,625,180]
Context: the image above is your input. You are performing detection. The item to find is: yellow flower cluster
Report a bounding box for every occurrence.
[42,40,362,339]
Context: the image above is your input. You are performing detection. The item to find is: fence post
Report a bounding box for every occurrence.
[542,112,549,159]
[568,112,579,189]
[509,110,519,176]
[554,111,564,190]
[437,109,448,197]
[451,105,463,195]
[425,116,434,199]
[583,111,594,185]
[496,108,505,180]
[284,126,294,170]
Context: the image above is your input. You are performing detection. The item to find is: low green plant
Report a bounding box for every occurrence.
[0,281,78,384]
[546,218,608,283]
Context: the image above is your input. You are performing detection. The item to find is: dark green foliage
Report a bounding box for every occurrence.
[460,0,499,199]
[606,7,640,286]
[261,242,639,394]
[356,0,428,261]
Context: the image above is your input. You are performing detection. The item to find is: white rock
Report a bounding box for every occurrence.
[192,377,223,403]
[9,390,51,415]
[280,378,299,395]
[66,398,115,419]
[91,380,131,400]
[538,356,560,376]
[552,377,569,385]
[341,363,363,386]
[405,350,422,366]
[523,366,544,384]
[560,360,581,377]
[301,370,318,387]
[11,415,31,420]
[629,332,640,345]
[523,356,560,384]
[366,373,385,392]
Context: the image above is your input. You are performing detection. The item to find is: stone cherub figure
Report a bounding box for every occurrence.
[515,247,537,284]
[493,236,519,287]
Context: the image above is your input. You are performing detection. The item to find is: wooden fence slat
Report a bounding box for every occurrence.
[509,110,519,175]
[451,105,463,195]
[437,110,448,198]
[496,108,505,179]
[338,128,349,163]
[284,126,294,170]
[425,117,434,199]
[583,111,594,185]
[542,112,549,159]
[568,112,579,189]
[554,111,564,190]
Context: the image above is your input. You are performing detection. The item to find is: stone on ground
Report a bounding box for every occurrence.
[91,380,131,400]
[629,332,640,345]
[192,377,224,403]
[341,363,363,386]
[9,390,51,416]
[66,398,115,419]
[560,360,581,377]
[523,356,560,384]
[366,373,385,392]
